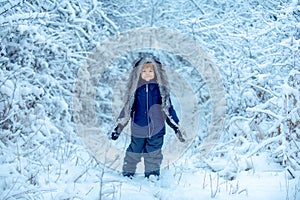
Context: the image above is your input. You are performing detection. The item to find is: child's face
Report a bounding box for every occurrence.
[141,63,155,81]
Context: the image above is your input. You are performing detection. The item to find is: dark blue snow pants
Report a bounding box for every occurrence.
[122,134,164,177]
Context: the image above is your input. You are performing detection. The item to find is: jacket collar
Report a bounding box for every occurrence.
[138,79,158,88]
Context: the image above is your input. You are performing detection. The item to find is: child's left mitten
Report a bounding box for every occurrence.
[175,129,186,142]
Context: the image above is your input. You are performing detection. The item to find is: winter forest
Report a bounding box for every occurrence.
[0,0,300,199]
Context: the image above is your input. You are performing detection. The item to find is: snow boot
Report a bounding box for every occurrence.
[122,172,134,179]
[145,170,160,179]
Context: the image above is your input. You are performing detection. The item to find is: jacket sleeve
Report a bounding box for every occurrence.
[166,99,180,129]
[115,105,130,130]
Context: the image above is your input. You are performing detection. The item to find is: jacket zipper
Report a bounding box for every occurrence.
[146,83,151,138]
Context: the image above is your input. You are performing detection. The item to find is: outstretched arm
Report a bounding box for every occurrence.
[165,100,185,142]
[166,103,179,126]
[111,106,131,140]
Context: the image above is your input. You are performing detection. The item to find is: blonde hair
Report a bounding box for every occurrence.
[142,62,154,70]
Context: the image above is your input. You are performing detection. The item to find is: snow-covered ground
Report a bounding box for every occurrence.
[3,150,297,199]
[1,0,300,199]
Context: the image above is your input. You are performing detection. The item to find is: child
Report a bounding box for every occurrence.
[111,55,185,179]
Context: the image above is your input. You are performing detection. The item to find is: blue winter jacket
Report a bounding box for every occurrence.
[130,79,179,138]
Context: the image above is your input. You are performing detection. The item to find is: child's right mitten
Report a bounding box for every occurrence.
[111,130,120,140]
[111,124,124,140]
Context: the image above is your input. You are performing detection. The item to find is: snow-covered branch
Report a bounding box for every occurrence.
[0,0,22,16]
[0,12,50,26]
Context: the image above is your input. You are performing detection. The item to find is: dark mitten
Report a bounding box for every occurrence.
[167,119,186,142]
[111,124,124,140]
[175,129,186,142]
[111,130,120,140]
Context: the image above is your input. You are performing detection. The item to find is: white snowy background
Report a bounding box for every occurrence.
[0,0,300,199]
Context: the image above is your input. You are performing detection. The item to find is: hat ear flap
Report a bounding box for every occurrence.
[152,56,161,65]
[133,57,143,68]
[133,54,162,68]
